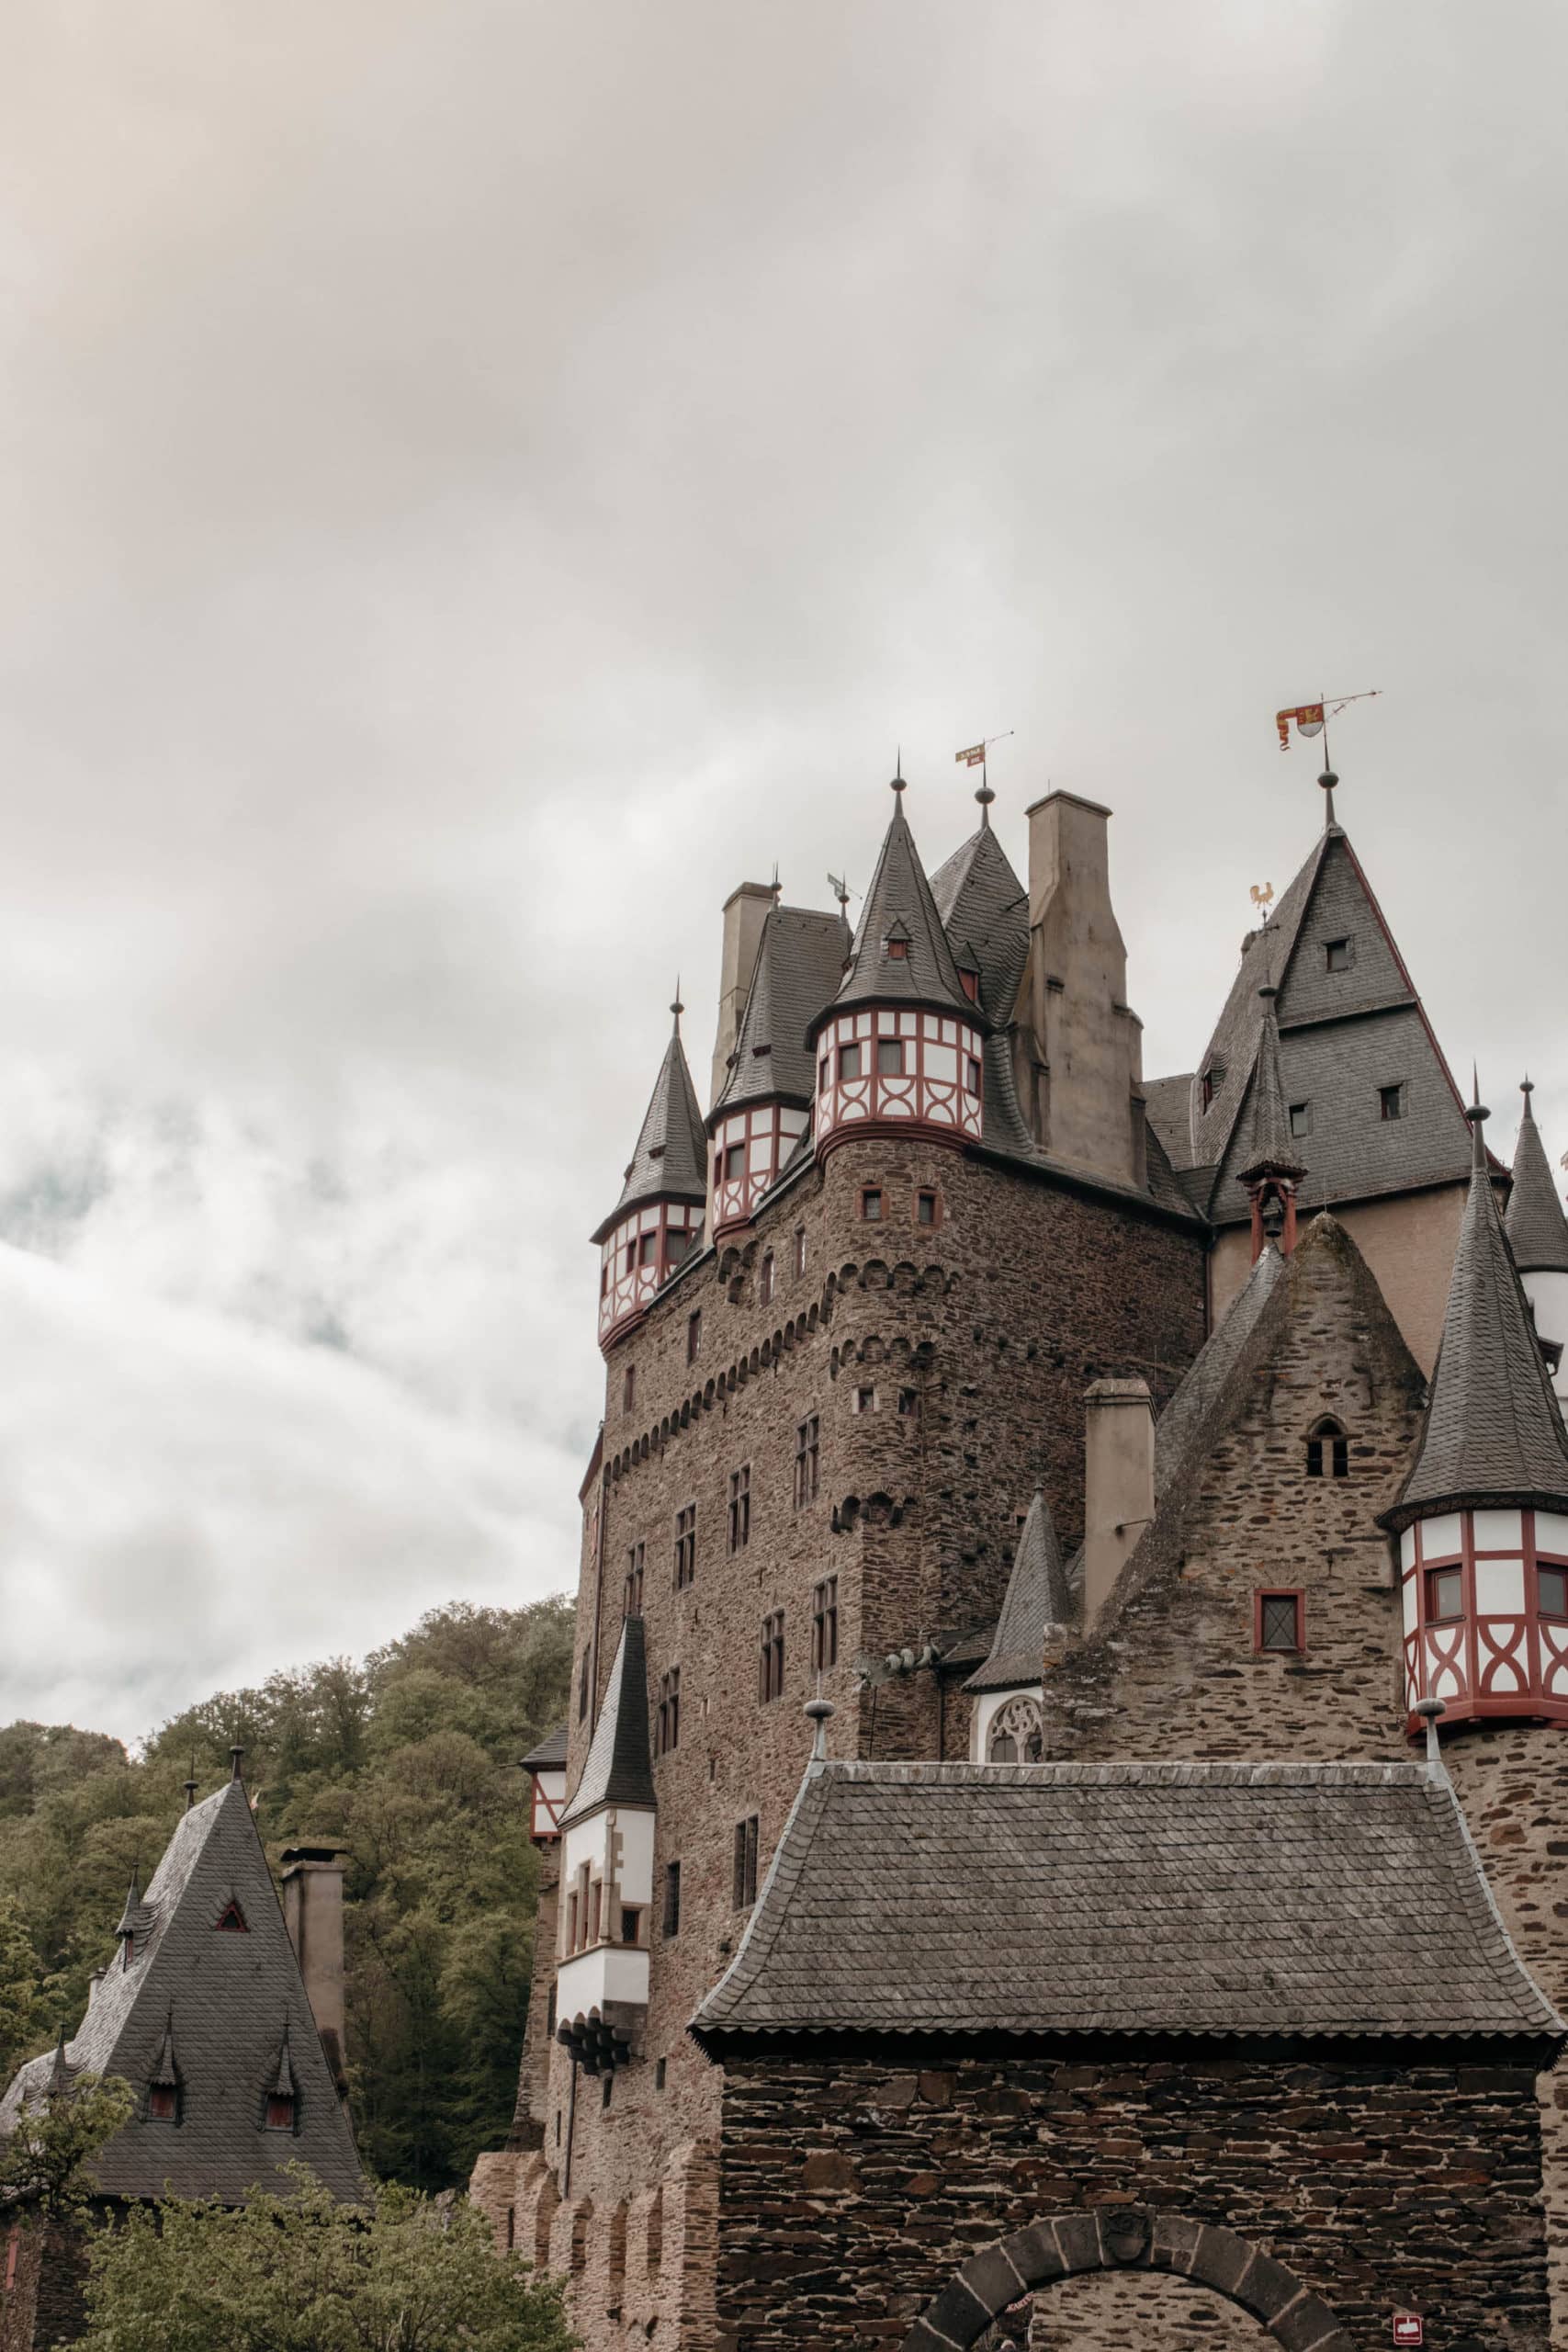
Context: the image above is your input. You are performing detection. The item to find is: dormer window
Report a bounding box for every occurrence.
[886,938,908,960]
[265,2092,296,2131]
[960,969,979,1002]
[1325,937,1353,972]
[1379,1084,1404,1122]
[215,1900,248,1934]
[149,2085,178,2122]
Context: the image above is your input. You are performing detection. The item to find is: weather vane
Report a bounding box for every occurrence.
[1250,881,1275,920]
[954,731,1012,823]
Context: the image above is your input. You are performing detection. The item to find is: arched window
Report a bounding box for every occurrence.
[1305,1418,1348,1479]
[987,1695,1044,1764]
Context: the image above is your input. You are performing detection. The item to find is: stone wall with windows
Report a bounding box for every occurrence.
[477,1132,1206,2352]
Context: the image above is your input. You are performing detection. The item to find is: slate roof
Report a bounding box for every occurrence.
[815,791,976,1034]
[522,1722,568,1770]
[0,1778,364,2204]
[559,1616,655,1826]
[1233,988,1304,1184]
[1156,824,1472,1223]
[965,1492,1072,1693]
[1383,1110,1568,1531]
[593,1013,708,1242]
[711,904,849,1121]
[692,1760,1561,2045]
[1506,1081,1568,1275]
[929,818,1030,1027]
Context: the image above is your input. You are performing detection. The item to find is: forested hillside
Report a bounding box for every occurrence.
[0,1596,573,2188]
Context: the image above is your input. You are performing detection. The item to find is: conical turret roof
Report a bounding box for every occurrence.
[965,1491,1073,1693]
[711,903,851,1121]
[1234,986,1305,1187]
[929,816,1029,1024]
[593,1009,708,1242]
[1506,1081,1568,1275]
[1383,1102,1568,1531]
[812,786,976,1036]
[559,1615,656,1827]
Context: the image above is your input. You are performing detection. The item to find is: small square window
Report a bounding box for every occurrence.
[1379,1084,1404,1122]
[1325,937,1353,973]
[855,1385,876,1414]
[1256,1590,1303,1653]
[1289,1102,1311,1138]
[886,937,909,959]
[917,1191,938,1226]
[839,1042,863,1083]
[861,1189,884,1222]
[897,1387,919,1418]
[1540,1566,1568,1620]
[876,1037,905,1076]
[1427,1566,1463,1622]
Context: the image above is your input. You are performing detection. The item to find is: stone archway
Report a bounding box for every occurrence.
[902,2206,1353,2352]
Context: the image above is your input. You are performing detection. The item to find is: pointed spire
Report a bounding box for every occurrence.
[116,1864,142,1941]
[670,981,683,1035]
[269,2027,298,2100]
[559,1616,656,1826]
[592,1012,709,1241]
[1382,1086,1568,1530]
[1319,765,1339,830]
[816,777,976,1032]
[151,2018,179,2089]
[964,1491,1073,1692]
[891,747,905,795]
[1235,987,1305,1186]
[1506,1077,1568,1275]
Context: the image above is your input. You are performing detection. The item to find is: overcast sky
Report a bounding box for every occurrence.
[2,1,1564,1741]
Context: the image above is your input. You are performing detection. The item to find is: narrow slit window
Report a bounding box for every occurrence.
[657,1667,681,1756]
[728,1464,750,1553]
[674,1502,696,1590]
[795,1415,819,1508]
[663,1861,681,1938]
[812,1576,839,1670]
[964,1055,982,1097]
[759,1610,785,1703]
[732,1815,760,1908]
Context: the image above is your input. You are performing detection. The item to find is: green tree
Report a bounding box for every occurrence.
[0,2073,134,2217]
[77,2168,576,2352]
[0,1893,49,2083]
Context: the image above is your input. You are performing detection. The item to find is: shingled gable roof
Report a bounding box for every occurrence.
[1506,1080,1568,1275]
[0,1776,364,2204]
[928,816,1029,1027]
[521,1722,568,1770]
[812,789,976,1035]
[692,1758,1561,2044]
[593,1012,708,1242]
[711,903,850,1123]
[1382,1106,1568,1532]
[559,1615,655,1827]
[965,1492,1071,1693]
[1159,819,1472,1221]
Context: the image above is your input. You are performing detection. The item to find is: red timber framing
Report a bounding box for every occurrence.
[815,1006,984,1159]
[1400,1506,1568,1729]
[597,1202,698,1350]
[710,1100,809,1237]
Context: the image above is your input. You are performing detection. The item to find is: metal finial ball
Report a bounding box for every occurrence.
[1468,1100,1490,1126]
[890,773,906,794]
[975,782,995,808]
[1317,769,1338,791]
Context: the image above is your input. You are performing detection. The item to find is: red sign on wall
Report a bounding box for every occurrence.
[1392,2318,1423,2346]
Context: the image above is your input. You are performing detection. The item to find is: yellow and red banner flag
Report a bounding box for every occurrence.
[1276,704,1325,750]
[954,742,987,767]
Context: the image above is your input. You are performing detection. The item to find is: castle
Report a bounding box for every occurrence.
[471,759,1568,2351]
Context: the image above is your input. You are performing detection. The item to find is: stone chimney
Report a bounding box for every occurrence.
[1021,792,1144,1186]
[709,882,774,1110]
[281,1845,349,2095]
[1083,1377,1155,1627]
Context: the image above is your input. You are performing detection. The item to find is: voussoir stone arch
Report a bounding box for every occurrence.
[903,2207,1353,2352]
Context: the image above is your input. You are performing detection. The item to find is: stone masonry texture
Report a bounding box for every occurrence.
[499,1133,1207,2352]
[715,2046,1552,2352]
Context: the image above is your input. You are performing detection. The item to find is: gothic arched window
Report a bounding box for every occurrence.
[987,1695,1043,1764]
[1305,1418,1348,1479]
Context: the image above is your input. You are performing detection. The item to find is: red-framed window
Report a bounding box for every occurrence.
[1254,1589,1305,1654]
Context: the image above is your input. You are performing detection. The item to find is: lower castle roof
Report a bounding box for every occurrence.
[692,1759,1561,2047]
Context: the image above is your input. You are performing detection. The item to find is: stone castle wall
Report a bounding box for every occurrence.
[714,2046,1551,2352]
[496,1134,1207,2351]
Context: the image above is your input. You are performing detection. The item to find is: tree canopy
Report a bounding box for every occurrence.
[77,2167,575,2352]
[0,1596,573,2188]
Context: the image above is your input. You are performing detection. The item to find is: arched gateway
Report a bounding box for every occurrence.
[903,2206,1352,2352]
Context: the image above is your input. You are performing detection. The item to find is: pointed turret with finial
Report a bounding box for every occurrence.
[1381,1079,1568,1732]
[1506,1077,1568,1410]
[807,761,988,1162]
[1235,978,1306,1261]
[592,989,708,1350]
